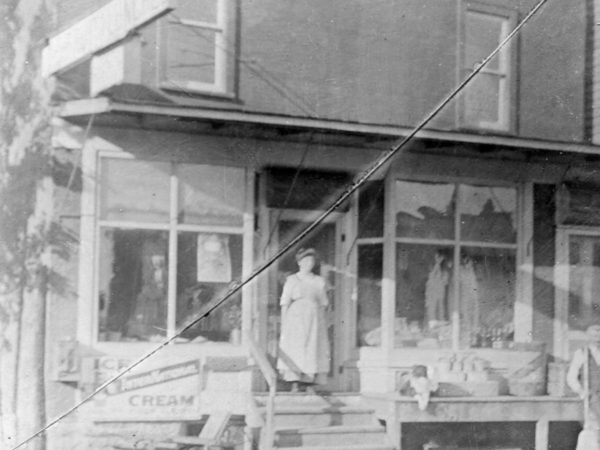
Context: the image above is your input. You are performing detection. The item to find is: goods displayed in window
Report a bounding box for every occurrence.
[393,181,517,349]
[98,229,169,342]
[97,159,246,343]
[176,232,242,342]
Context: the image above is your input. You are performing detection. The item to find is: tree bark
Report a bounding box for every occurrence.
[15,267,48,450]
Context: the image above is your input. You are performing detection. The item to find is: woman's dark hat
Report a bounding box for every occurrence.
[295,247,317,263]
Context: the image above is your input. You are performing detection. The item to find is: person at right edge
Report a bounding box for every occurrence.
[567,322,600,450]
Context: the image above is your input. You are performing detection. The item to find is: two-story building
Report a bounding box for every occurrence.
[37,0,600,448]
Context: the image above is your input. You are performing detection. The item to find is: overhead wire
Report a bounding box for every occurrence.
[12,0,550,447]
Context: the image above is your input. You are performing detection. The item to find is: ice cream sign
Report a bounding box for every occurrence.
[87,358,203,421]
[107,360,200,395]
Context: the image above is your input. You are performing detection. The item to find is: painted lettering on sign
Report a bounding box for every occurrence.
[109,360,200,395]
[129,395,195,407]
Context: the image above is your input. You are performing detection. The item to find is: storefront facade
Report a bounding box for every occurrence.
[40,0,597,448]
[45,113,596,449]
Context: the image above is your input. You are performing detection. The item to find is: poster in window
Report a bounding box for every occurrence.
[196,234,232,283]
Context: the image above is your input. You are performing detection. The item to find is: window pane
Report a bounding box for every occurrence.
[167,24,216,85]
[567,235,600,354]
[357,244,383,347]
[459,185,517,243]
[465,11,505,71]
[460,247,515,348]
[176,232,243,342]
[396,180,455,240]
[176,0,218,24]
[98,229,168,342]
[358,181,384,238]
[178,165,245,226]
[464,73,501,126]
[100,159,170,222]
[395,244,453,348]
[559,184,600,226]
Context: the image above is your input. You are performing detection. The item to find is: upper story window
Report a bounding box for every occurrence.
[160,0,231,95]
[97,158,247,343]
[459,3,515,132]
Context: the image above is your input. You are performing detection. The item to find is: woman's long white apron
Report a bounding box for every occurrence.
[277,273,330,383]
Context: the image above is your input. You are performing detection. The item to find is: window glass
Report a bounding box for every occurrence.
[464,74,501,125]
[176,232,243,342]
[459,247,515,348]
[178,165,245,226]
[567,235,600,354]
[459,185,517,243]
[98,229,168,342]
[357,244,383,347]
[358,181,384,238]
[390,181,517,349]
[559,184,600,226]
[167,24,216,85]
[462,9,510,131]
[395,244,453,348]
[465,11,503,71]
[100,159,170,222]
[396,180,455,240]
[97,159,246,344]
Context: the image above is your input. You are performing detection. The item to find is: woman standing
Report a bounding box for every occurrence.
[277,248,330,392]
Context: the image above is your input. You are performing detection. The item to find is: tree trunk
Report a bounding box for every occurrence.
[15,269,48,450]
[0,0,56,447]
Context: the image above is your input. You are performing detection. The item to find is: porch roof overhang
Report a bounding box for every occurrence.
[58,97,600,156]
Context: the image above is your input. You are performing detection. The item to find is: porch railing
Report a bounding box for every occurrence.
[245,331,277,450]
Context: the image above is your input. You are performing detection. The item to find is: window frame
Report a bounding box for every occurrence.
[157,0,230,95]
[393,180,519,350]
[354,171,531,354]
[456,1,518,133]
[90,152,252,347]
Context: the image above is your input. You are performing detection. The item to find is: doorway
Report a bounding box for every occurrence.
[265,209,350,391]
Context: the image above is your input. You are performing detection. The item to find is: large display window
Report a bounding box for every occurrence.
[96,158,247,343]
[356,177,519,350]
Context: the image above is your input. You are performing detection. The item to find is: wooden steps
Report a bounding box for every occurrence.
[255,393,395,450]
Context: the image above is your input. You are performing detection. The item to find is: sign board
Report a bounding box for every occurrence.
[84,357,203,421]
[42,0,174,76]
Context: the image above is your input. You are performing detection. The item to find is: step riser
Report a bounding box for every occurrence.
[274,447,394,450]
[276,431,387,447]
[274,412,375,428]
[255,395,363,408]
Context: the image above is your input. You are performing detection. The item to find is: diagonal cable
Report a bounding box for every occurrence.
[11,0,550,447]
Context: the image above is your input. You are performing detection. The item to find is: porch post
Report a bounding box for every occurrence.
[534,418,549,450]
[514,182,534,342]
[241,170,255,344]
[381,172,396,390]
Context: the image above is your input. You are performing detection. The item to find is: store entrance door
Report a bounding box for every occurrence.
[267,209,349,391]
